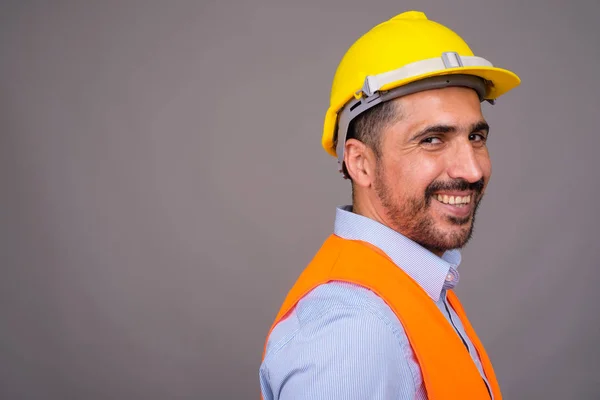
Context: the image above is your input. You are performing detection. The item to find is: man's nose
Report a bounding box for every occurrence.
[446,141,485,183]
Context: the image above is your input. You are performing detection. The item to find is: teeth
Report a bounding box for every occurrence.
[434,194,472,205]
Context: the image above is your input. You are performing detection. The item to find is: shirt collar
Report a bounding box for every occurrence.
[333,205,462,302]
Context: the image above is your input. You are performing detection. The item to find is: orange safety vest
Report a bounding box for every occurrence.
[261,234,502,399]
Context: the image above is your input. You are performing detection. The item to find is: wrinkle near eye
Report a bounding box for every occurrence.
[395,141,422,156]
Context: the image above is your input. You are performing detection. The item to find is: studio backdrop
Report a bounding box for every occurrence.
[1,1,599,399]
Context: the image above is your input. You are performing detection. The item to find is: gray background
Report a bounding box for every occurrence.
[1,0,599,399]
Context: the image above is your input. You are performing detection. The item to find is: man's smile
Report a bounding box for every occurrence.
[432,192,475,218]
[434,193,471,206]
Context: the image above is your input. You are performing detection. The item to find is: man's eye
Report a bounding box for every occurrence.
[469,133,487,142]
[422,137,442,144]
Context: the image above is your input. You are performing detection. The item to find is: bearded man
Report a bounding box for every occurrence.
[259,10,520,400]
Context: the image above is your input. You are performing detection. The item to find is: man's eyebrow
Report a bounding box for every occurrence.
[409,124,457,142]
[472,121,490,134]
[409,120,490,142]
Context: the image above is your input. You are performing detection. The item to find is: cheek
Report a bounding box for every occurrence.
[387,157,442,195]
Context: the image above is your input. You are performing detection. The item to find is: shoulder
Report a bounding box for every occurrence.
[264,282,405,354]
[259,282,423,399]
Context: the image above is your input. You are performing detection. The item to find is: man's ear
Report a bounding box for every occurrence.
[343,138,376,188]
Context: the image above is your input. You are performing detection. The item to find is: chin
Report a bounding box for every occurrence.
[439,224,474,250]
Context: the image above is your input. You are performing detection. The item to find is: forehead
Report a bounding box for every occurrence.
[393,86,485,132]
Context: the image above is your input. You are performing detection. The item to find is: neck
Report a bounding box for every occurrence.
[352,195,387,228]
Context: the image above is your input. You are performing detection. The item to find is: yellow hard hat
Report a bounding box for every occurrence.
[323,10,521,172]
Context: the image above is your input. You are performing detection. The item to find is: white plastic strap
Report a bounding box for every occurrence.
[361,54,493,96]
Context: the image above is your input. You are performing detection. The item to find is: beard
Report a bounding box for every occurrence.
[374,164,485,254]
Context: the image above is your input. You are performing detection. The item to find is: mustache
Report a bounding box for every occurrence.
[425,178,485,199]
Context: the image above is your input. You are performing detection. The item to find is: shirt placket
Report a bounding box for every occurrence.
[440,266,494,400]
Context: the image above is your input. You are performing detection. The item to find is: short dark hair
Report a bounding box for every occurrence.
[341,99,401,178]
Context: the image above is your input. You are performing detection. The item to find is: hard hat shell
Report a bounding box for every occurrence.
[322,10,521,158]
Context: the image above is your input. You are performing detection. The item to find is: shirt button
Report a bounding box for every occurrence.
[446,274,453,281]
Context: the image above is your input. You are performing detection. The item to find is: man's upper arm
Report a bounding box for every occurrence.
[261,305,419,400]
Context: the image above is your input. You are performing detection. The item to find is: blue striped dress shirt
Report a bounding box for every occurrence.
[259,205,493,399]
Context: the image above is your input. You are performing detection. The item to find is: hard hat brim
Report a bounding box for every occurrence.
[322,66,521,158]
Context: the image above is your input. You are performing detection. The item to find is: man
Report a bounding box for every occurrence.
[259,10,520,399]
